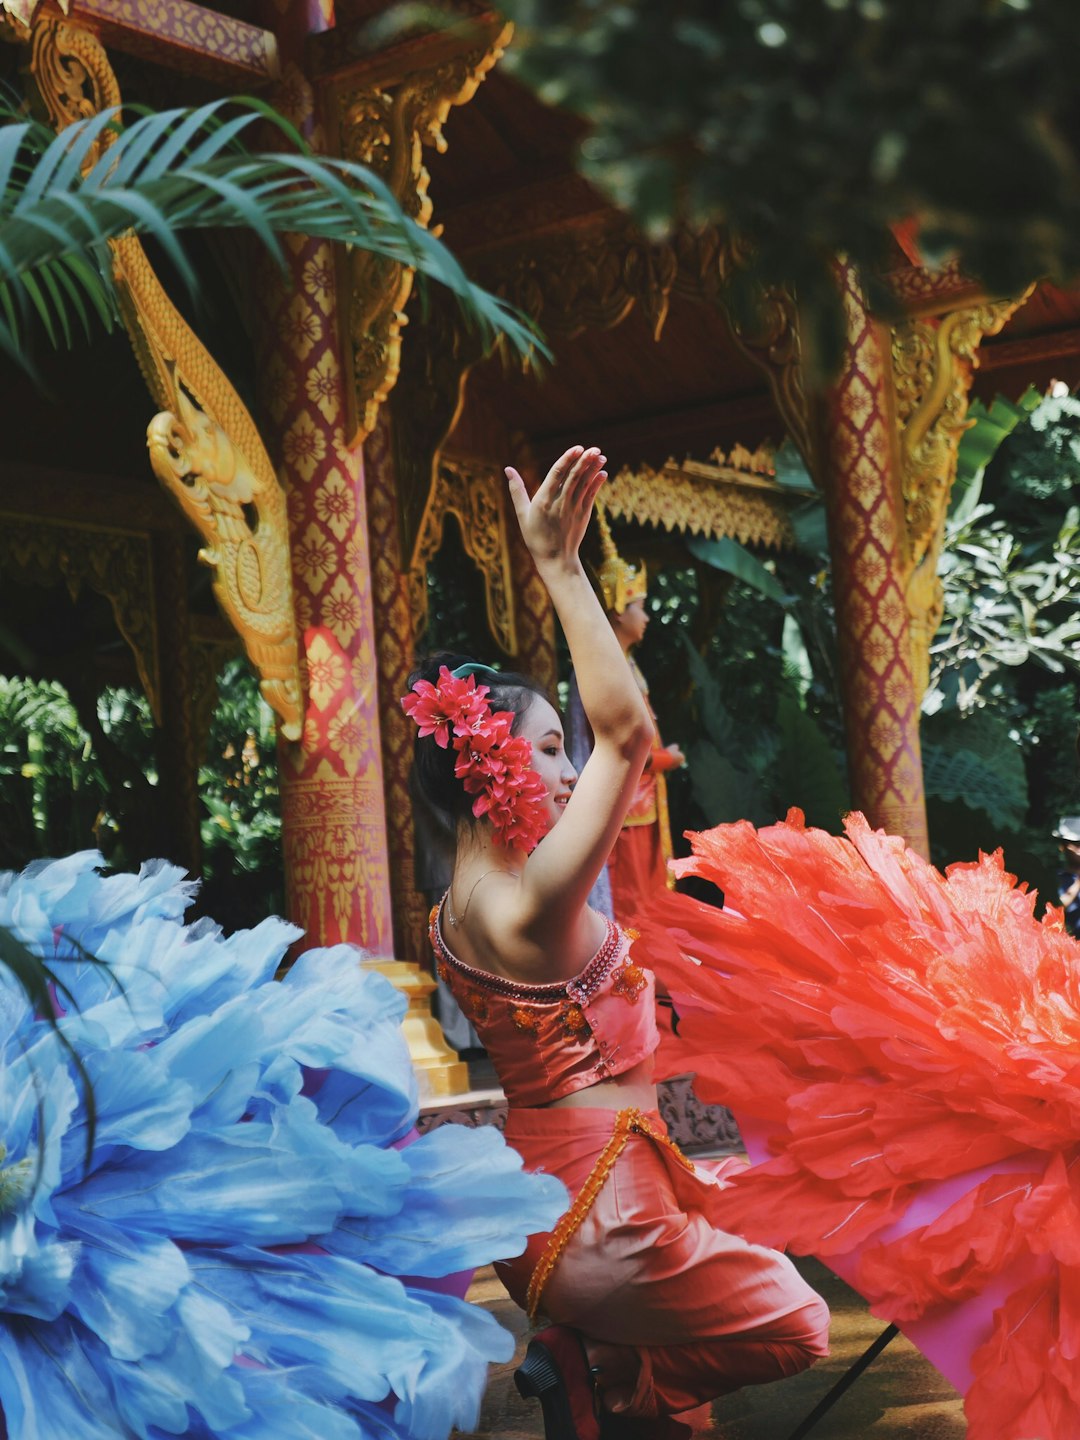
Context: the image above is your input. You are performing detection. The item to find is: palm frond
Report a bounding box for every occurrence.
[0,923,112,1175]
[0,95,546,370]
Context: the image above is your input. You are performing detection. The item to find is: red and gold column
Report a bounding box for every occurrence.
[366,410,430,965]
[256,10,394,951]
[263,227,395,949]
[821,266,929,855]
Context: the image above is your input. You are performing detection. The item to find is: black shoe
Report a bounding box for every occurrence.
[514,1326,601,1440]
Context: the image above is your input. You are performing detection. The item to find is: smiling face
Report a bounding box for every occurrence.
[517,694,577,828]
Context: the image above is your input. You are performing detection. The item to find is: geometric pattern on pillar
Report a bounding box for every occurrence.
[824,265,929,855]
[366,410,430,963]
[261,64,394,950]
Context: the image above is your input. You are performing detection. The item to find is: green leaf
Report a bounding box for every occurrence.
[772,692,849,831]
[687,738,768,825]
[922,710,1029,830]
[0,96,548,374]
[686,534,786,601]
[15,268,57,347]
[951,388,1042,524]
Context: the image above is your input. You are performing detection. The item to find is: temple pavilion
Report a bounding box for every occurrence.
[3,0,1079,1103]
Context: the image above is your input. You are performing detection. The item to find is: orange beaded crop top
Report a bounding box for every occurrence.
[429,898,661,1108]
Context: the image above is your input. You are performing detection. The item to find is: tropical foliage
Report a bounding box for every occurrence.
[626,389,1080,896]
[198,658,285,931]
[0,660,282,931]
[0,95,542,371]
[500,0,1080,348]
[920,390,1080,888]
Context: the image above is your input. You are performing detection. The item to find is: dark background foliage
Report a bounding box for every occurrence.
[501,0,1080,355]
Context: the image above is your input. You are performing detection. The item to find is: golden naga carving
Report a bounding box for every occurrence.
[29,17,303,740]
[410,454,516,655]
[338,18,512,442]
[890,291,1032,697]
[605,453,797,551]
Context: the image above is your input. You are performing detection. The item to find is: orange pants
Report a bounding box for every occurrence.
[498,1106,830,1417]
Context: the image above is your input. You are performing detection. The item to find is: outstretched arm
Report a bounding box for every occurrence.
[504,447,653,937]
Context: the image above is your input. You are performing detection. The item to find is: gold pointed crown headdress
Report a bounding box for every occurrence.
[595,502,647,614]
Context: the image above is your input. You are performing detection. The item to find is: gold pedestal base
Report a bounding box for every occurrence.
[362,957,470,1097]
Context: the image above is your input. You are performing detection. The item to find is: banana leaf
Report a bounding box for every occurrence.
[686,533,786,602]
[950,388,1041,524]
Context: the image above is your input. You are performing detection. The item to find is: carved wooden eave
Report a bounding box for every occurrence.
[315,8,512,444]
[28,15,303,739]
[0,506,161,719]
[605,449,802,552]
[409,451,517,655]
[13,0,279,86]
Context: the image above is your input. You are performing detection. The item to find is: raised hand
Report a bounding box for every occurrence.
[505,446,607,569]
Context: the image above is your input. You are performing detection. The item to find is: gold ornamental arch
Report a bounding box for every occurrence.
[407,441,800,661]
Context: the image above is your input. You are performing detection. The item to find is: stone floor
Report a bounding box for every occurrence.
[457,1258,966,1440]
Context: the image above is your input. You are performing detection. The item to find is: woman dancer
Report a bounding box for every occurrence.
[403,446,829,1437]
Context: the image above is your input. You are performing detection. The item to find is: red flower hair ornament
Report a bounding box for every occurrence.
[401,666,549,853]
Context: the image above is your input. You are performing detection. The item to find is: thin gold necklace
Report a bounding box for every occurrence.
[446,868,516,927]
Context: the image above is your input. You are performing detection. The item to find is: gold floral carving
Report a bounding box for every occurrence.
[30,17,303,741]
[337,18,512,442]
[475,218,817,470]
[0,514,160,717]
[410,454,517,654]
[605,453,796,551]
[890,293,1031,696]
[725,284,815,472]
[478,218,680,341]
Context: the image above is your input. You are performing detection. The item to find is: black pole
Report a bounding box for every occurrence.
[784,1324,900,1440]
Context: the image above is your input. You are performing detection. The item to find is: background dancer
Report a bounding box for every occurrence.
[404,444,829,1438]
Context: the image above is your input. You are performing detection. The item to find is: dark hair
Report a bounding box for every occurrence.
[407,652,557,841]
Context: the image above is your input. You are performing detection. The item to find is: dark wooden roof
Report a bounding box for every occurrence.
[427,66,1080,468]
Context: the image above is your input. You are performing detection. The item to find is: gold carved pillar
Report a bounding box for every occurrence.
[257,5,478,1094]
